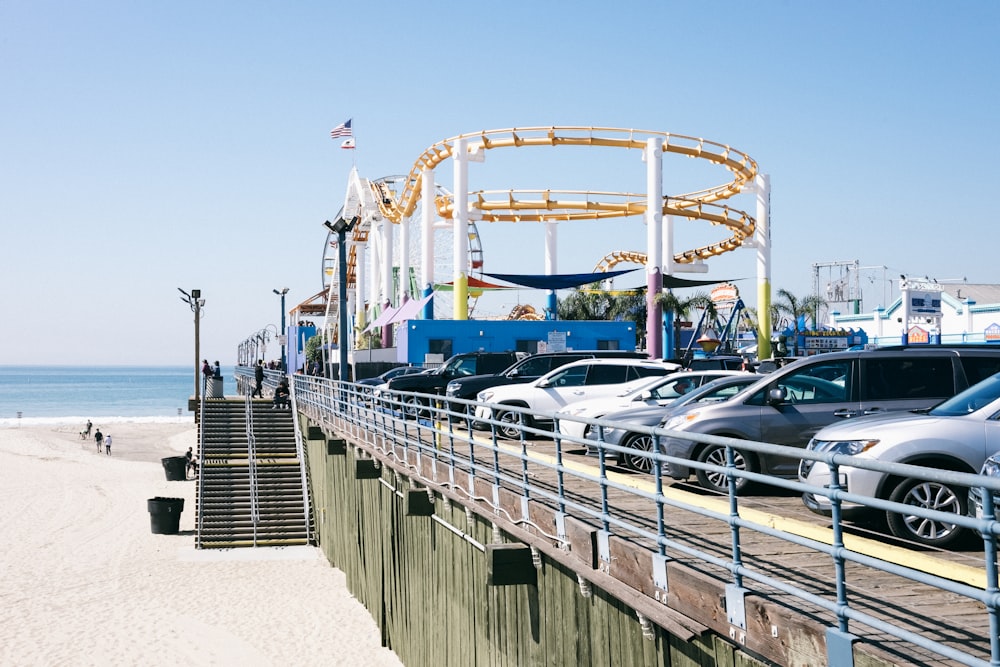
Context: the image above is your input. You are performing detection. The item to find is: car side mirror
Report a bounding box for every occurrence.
[767,387,787,405]
[538,379,553,388]
[638,390,653,400]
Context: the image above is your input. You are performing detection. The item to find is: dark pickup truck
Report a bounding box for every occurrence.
[444,350,648,404]
[378,351,524,415]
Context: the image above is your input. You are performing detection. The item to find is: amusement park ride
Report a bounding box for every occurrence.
[313,126,772,362]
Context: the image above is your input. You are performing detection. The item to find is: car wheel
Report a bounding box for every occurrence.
[621,433,656,474]
[496,409,528,439]
[886,478,968,548]
[401,395,424,418]
[695,444,753,493]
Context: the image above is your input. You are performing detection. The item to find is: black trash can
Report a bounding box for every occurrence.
[161,456,187,481]
[147,497,185,534]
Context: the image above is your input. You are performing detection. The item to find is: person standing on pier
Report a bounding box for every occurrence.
[253,360,265,398]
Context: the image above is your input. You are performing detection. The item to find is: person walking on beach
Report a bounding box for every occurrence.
[94,428,103,453]
[104,433,112,455]
[185,446,197,478]
[253,360,265,398]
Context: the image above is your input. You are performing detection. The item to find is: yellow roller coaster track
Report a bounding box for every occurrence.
[371,126,758,266]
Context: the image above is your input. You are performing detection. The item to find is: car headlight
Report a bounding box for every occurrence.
[560,406,593,418]
[478,391,494,402]
[662,412,701,430]
[808,438,880,456]
[982,455,1000,477]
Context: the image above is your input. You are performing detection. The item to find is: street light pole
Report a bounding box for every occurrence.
[324,217,359,382]
[273,288,289,371]
[178,288,204,404]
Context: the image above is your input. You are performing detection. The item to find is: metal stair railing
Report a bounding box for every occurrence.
[196,386,207,548]
[288,381,313,545]
[244,393,261,546]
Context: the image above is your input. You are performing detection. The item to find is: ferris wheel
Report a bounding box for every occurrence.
[321,174,485,335]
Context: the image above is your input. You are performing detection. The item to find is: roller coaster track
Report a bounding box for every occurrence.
[373,126,758,265]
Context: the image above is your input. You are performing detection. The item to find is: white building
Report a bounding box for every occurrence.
[831,282,1000,345]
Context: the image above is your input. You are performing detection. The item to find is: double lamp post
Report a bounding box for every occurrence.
[324,216,359,382]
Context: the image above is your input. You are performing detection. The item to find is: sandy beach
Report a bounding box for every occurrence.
[0,422,402,667]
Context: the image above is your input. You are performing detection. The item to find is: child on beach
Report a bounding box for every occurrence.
[104,434,112,455]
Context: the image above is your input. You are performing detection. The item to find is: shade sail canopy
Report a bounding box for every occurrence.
[361,304,400,334]
[385,293,434,325]
[482,268,639,290]
[434,276,514,291]
[662,275,738,289]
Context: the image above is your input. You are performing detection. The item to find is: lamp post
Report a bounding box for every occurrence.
[178,288,205,404]
[273,288,289,371]
[324,216,359,382]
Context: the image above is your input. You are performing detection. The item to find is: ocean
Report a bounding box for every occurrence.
[0,365,216,427]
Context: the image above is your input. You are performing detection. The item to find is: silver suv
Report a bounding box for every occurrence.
[800,372,1000,548]
[660,346,1000,494]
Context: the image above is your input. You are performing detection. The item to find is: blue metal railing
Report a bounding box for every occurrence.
[240,367,1000,667]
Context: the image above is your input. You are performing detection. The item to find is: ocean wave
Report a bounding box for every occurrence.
[0,415,196,428]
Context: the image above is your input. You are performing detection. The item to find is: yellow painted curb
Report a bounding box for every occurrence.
[491,438,987,590]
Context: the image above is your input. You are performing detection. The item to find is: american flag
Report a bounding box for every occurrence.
[330,119,352,139]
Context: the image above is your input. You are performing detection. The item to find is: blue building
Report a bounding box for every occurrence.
[394,319,637,365]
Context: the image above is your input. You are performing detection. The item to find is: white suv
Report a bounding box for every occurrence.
[474,358,679,439]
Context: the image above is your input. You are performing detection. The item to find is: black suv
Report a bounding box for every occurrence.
[379,351,524,415]
[444,350,648,405]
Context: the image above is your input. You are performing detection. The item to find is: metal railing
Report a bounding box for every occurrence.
[196,384,207,548]
[288,382,313,545]
[244,393,261,543]
[287,373,1000,667]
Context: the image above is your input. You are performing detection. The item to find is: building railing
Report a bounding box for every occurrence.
[276,370,1000,666]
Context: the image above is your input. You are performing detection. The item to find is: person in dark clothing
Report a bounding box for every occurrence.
[253,360,265,398]
[272,379,290,409]
[201,359,212,385]
[94,428,103,453]
[213,361,222,378]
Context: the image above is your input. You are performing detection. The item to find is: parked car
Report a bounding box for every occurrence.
[474,358,680,438]
[378,351,524,416]
[800,371,1000,548]
[357,365,426,388]
[591,374,762,472]
[969,451,1000,522]
[659,345,1000,493]
[555,370,746,440]
[445,350,647,407]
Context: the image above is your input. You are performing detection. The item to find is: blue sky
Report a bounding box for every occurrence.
[2,1,997,365]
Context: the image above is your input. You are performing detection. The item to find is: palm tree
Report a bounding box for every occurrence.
[774,289,827,356]
[654,291,716,360]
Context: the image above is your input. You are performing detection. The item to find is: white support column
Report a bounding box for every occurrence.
[453,137,469,320]
[544,220,558,319]
[420,168,435,318]
[755,174,772,360]
[381,217,394,306]
[645,138,664,359]
[662,215,674,277]
[399,216,411,302]
[353,239,365,333]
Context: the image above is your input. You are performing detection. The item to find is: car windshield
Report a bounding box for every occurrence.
[929,372,1000,416]
[613,376,664,397]
[671,376,757,409]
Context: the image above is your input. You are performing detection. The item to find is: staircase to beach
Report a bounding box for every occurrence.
[195,398,311,549]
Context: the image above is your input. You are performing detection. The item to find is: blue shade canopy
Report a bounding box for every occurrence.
[482,268,639,290]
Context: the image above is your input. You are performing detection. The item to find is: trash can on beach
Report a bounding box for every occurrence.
[161,456,187,481]
[147,497,184,534]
